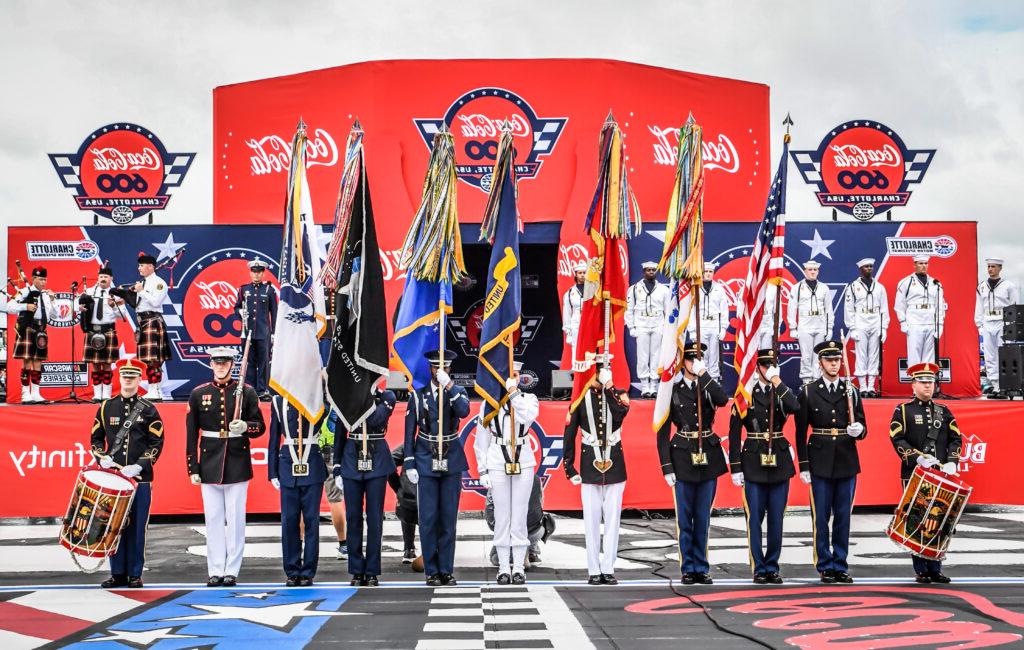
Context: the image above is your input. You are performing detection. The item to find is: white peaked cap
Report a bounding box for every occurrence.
[512,361,524,371]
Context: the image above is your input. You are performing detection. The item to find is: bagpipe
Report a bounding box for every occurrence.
[109,247,186,309]
[10,259,52,350]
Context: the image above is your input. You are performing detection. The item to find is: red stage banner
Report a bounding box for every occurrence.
[1,398,1016,518]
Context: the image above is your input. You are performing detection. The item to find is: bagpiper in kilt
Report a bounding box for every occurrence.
[5,266,55,403]
[77,264,125,401]
[131,253,172,400]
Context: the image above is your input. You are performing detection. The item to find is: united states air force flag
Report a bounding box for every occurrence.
[392,278,452,391]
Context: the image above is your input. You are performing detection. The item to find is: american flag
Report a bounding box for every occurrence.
[732,142,789,417]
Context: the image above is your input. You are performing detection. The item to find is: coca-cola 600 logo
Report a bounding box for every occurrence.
[791,120,935,220]
[49,124,195,224]
[414,87,567,192]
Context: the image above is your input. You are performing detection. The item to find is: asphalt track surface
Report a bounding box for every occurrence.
[3,508,1023,648]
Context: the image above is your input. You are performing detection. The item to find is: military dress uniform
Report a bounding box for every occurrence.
[268,395,327,586]
[889,362,963,582]
[894,258,947,367]
[563,381,630,583]
[90,359,164,588]
[5,267,55,403]
[404,350,471,585]
[974,258,1018,393]
[185,348,266,585]
[334,388,397,585]
[787,262,835,383]
[233,262,277,398]
[795,341,867,583]
[728,349,799,582]
[755,284,781,349]
[657,343,729,584]
[562,273,585,363]
[686,265,731,381]
[625,264,671,396]
[843,259,890,396]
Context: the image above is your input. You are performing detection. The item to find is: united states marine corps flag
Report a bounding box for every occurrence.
[320,120,389,430]
[570,113,640,412]
[474,125,521,424]
[269,119,327,423]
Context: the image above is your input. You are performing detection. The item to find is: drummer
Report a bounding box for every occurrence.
[888,362,963,584]
[90,358,164,589]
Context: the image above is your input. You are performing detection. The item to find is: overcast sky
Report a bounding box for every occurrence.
[2,0,1022,281]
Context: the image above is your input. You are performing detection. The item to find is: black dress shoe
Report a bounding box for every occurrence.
[127,576,143,588]
[222,575,237,587]
[285,575,300,587]
[601,574,618,585]
[753,574,768,585]
[820,571,837,584]
[833,571,853,584]
[441,573,457,586]
[528,549,541,565]
[298,576,313,587]
[930,572,951,584]
[497,573,511,585]
[206,576,224,587]
[101,575,128,589]
[695,573,713,585]
[588,575,602,585]
[350,574,364,586]
[915,573,932,584]
[403,549,417,564]
[365,575,379,586]
[680,572,696,585]
[766,572,783,585]
[512,572,526,585]
[426,574,443,587]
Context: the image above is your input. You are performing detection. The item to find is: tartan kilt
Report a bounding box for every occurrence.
[13,324,47,361]
[83,326,120,365]
[136,312,172,365]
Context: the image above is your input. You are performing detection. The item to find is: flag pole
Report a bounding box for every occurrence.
[508,332,516,464]
[768,114,793,439]
[438,303,446,467]
[694,277,704,458]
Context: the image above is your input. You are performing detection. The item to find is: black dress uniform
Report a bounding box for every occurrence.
[656,343,729,583]
[728,349,799,582]
[889,362,963,582]
[404,350,471,585]
[90,359,163,588]
[268,395,327,585]
[233,262,277,398]
[795,340,867,583]
[563,382,630,582]
[334,388,397,585]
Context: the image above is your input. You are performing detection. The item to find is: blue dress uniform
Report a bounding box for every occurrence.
[795,340,867,583]
[889,362,962,583]
[268,396,327,586]
[404,350,471,586]
[333,388,397,585]
[233,262,277,398]
[656,343,729,585]
[728,349,799,583]
[90,359,164,588]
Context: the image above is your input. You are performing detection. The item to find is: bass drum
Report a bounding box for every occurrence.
[886,465,971,561]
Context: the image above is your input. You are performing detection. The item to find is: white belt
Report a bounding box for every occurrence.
[582,429,621,446]
[201,429,242,439]
[283,437,317,446]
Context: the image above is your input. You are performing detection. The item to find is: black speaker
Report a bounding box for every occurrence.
[999,344,1024,391]
[1003,304,1024,326]
[1005,321,1024,342]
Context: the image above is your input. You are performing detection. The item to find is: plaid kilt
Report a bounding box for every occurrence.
[83,326,120,365]
[136,312,172,365]
[13,324,47,361]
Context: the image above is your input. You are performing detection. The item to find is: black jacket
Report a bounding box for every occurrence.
[91,394,164,483]
[889,398,962,480]
[656,373,730,482]
[563,386,630,485]
[185,380,266,484]
[728,381,799,483]
[795,378,867,479]
[388,445,418,522]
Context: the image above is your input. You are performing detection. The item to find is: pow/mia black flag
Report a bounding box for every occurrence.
[322,122,389,429]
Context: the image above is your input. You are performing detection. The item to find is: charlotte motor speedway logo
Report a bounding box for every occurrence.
[26,239,98,261]
[49,123,195,224]
[414,87,567,192]
[885,235,958,258]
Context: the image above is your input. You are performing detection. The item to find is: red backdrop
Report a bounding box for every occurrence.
[4,398,1016,517]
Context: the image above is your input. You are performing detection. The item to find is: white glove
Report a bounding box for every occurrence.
[899,321,908,333]
[569,474,583,486]
[479,473,491,489]
[120,464,142,479]
[334,476,344,492]
[790,328,798,337]
[764,366,780,381]
[435,369,451,388]
[936,327,944,340]
[917,454,939,469]
[849,329,861,342]
[691,359,707,375]
[99,455,116,469]
[190,473,201,485]
[407,468,419,485]
[664,473,677,487]
[881,331,888,343]
[271,478,280,490]
[940,462,957,475]
[505,377,518,391]
[229,419,247,435]
[718,330,727,341]
[799,471,811,485]
[846,422,864,438]
[731,472,744,487]
[598,368,613,386]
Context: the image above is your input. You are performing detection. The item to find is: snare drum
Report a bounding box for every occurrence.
[59,467,137,568]
[886,465,971,561]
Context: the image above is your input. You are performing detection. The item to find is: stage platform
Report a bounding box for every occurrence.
[2,397,1019,517]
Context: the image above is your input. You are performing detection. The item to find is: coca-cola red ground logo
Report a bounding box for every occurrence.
[49,123,195,224]
[791,120,935,220]
[414,87,567,192]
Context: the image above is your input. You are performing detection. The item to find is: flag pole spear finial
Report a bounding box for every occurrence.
[783,113,794,144]
[296,117,307,133]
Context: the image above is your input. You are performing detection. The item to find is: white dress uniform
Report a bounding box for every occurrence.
[975,263,1018,391]
[136,273,169,313]
[843,269,890,393]
[787,274,835,382]
[894,271,947,367]
[625,277,671,394]
[561,283,584,363]
[755,284,781,350]
[686,280,730,381]
[473,391,540,576]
